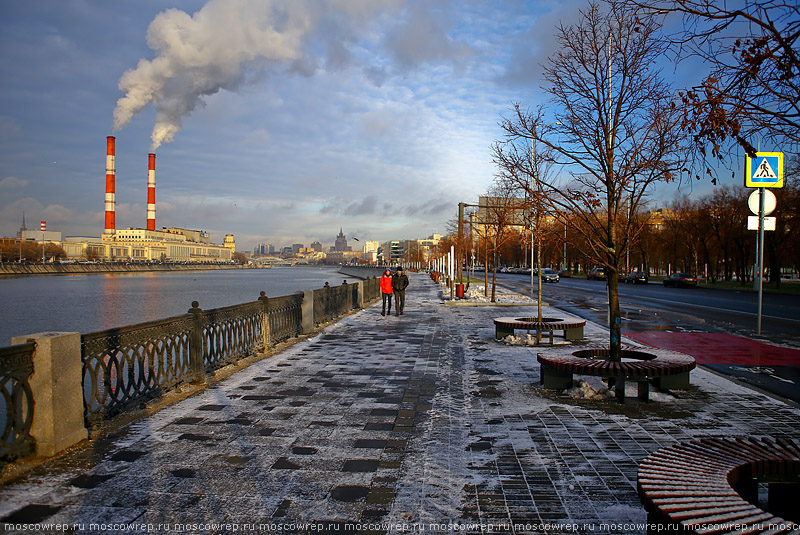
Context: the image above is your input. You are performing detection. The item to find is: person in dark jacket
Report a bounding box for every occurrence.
[380,268,394,316]
[392,266,410,315]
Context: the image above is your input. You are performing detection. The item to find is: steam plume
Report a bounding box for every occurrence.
[113,0,404,150]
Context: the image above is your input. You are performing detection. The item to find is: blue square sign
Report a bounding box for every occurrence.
[746,152,783,188]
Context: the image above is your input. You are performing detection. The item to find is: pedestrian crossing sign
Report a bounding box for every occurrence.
[745,152,783,188]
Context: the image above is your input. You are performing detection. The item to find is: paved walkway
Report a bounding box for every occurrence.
[2,274,799,534]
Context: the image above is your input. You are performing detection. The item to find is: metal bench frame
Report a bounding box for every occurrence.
[537,346,696,402]
[638,436,800,533]
[494,317,586,343]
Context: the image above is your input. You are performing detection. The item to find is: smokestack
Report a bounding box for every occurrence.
[104,136,116,235]
[147,153,156,230]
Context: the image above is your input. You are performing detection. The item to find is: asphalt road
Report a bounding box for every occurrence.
[490,272,800,404]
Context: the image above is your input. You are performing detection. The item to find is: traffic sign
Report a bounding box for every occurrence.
[748,189,776,215]
[745,152,783,188]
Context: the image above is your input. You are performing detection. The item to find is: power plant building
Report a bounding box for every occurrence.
[57,137,234,263]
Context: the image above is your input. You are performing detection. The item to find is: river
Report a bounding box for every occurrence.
[0,267,353,345]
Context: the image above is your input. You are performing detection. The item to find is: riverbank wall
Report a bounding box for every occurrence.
[0,262,243,278]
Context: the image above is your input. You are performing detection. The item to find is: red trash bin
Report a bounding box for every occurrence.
[455,283,465,298]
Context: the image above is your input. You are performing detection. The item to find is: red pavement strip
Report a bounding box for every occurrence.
[623,331,800,366]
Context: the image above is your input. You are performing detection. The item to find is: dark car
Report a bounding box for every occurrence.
[587,267,607,281]
[538,268,560,283]
[624,270,649,284]
[663,272,698,288]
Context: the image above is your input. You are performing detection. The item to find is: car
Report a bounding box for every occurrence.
[663,272,698,288]
[587,267,607,281]
[558,270,572,278]
[537,268,560,283]
[624,270,649,284]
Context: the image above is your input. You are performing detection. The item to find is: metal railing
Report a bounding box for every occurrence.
[1,277,380,462]
[0,342,36,464]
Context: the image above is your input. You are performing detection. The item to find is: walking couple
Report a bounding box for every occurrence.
[380,267,409,316]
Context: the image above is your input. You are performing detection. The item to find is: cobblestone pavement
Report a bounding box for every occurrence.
[1,274,799,535]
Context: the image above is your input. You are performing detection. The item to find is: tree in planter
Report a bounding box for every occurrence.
[494,132,556,324]
[475,186,524,303]
[496,2,689,360]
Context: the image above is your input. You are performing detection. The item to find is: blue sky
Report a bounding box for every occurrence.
[0,0,734,251]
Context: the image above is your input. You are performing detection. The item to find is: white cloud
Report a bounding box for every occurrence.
[0,176,28,189]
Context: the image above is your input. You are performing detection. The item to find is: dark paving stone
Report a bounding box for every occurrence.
[342,459,380,472]
[277,387,315,397]
[70,473,116,489]
[467,441,493,451]
[366,488,396,504]
[331,485,370,502]
[1,504,62,523]
[354,439,387,449]
[272,499,292,518]
[110,450,147,462]
[272,457,302,470]
[371,409,398,416]
[292,446,317,455]
[257,427,276,436]
[241,394,283,401]
[172,417,204,425]
[364,423,393,431]
[178,433,212,442]
[198,404,226,411]
[310,421,337,427]
[224,456,251,465]
[170,468,195,478]
[226,418,251,425]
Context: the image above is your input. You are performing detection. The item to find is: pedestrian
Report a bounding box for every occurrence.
[380,267,394,316]
[392,266,410,316]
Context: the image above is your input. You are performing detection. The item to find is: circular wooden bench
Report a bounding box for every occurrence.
[494,317,586,343]
[638,436,800,533]
[537,346,696,402]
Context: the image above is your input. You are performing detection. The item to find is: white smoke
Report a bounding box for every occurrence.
[113,0,406,150]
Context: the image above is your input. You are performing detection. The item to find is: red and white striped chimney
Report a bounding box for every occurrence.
[146,153,156,230]
[104,136,116,235]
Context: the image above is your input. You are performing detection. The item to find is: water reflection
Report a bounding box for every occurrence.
[0,267,350,344]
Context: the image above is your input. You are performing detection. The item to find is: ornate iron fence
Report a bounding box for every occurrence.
[2,277,377,452]
[265,293,303,345]
[82,314,194,426]
[0,341,36,464]
[313,282,353,325]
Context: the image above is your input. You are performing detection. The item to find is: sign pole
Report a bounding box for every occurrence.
[757,187,765,335]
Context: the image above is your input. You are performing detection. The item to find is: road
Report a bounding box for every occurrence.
[491,272,800,404]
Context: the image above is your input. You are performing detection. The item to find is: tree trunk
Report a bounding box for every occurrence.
[607,268,622,362]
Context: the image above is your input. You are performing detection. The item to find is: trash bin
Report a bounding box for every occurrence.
[455,283,465,298]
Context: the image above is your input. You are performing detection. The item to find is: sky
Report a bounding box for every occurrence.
[0,0,737,251]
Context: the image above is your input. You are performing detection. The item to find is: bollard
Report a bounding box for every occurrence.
[188,301,207,384]
[300,290,314,334]
[11,332,88,457]
[258,291,271,348]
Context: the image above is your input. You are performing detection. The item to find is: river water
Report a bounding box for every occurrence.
[0,267,353,345]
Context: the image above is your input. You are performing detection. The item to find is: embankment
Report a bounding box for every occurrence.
[0,263,242,278]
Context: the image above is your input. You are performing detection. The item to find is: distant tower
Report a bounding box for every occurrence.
[146,153,156,230]
[17,212,27,239]
[334,228,348,252]
[104,136,116,235]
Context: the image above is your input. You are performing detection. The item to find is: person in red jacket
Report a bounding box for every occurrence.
[380,267,394,316]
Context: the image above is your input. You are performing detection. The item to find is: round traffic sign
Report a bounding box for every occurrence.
[748,189,777,215]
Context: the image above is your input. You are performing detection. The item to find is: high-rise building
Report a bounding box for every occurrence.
[334,228,351,252]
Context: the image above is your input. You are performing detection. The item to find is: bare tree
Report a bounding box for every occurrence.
[625,0,799,161]
[496,2,689,360]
